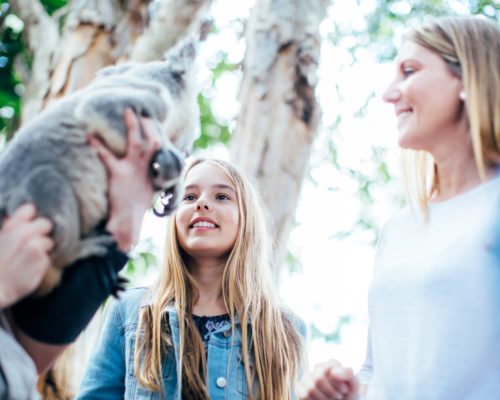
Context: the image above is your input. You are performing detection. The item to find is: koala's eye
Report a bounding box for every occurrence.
[140,109,151,118]
[171,71,183,84]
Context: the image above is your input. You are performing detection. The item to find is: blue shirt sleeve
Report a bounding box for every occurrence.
[76,300,126,399]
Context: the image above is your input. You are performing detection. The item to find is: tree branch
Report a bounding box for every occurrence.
[10,0,60,123]
[129,0,213,62]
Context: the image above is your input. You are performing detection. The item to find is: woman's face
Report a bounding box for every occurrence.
[175,162,240,261]
[383,41,465,153]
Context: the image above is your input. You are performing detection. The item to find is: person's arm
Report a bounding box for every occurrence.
[9,109,160,373]
[0,204,53,309]
[75,298,127,399]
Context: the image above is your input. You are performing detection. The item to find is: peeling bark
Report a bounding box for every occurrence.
[17,0,210,122]
[43,0,147,106]
[231,0,328,278]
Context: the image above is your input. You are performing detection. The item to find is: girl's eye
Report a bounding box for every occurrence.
[183,194,197,201]
[216,194,230,201]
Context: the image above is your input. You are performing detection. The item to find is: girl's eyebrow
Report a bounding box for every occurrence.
[213,183,236,194]
[184,183,236,194]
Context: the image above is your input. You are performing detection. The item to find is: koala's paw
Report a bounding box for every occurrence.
[111,275,130,298]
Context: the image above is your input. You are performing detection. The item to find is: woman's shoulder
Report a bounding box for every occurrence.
[108,286,151,328]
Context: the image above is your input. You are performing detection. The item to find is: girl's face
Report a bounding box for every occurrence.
[383,41,464,154]
[175,162,240,261]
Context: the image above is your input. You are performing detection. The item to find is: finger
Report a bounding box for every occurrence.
[124,108,143,150]
[327,367,353,395]
[298,376,329,400]
[88,135,118,170]
[329,366,349,381]
[140,118,161,152]
[312,370,344,399]
[315,378,344,399]
[8,203,37,223]
[38,236,55,252]
[31,217,54,235]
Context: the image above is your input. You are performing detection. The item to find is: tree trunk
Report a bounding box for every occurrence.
[231,0,328,278]
[129,0,212,62]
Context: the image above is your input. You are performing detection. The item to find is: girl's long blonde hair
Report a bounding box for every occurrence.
[134,159,304,399]
[401,16,500,213]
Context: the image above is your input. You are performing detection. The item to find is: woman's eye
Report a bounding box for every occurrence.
[216,194,230,201]
[402,67,415,77]
[183,194,197,201]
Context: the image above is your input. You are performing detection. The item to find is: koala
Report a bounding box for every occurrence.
[0,39,200,295]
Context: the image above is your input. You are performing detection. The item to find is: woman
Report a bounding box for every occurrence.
[299,15,500,400]
[77,158,306,399]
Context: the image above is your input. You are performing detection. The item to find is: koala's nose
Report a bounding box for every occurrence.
[149,148,184,191]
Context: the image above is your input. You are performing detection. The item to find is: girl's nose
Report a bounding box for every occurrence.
[196,197,210,210]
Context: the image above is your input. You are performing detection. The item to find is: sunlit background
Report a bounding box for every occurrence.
[1,0,498,375]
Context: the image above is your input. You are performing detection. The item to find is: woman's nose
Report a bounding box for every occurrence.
[382,80,401,103]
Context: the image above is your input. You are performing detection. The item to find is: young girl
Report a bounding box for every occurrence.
[299,15,500,400]
[77,158,306,399]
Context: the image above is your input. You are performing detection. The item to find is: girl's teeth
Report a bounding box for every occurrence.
[193,221,216,228]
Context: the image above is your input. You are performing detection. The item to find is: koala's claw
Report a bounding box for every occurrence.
[111,275,129,298]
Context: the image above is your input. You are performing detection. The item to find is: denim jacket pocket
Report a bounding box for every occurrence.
[236,348,254,398]
[126,334,176,399]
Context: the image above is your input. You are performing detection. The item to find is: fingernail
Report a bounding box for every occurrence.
[331,367,349,380]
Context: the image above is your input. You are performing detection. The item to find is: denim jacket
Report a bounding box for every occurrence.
[76,287,306,399]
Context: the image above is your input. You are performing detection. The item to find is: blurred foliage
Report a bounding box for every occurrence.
[194,93,232,149]
[124,237,158,282]
[194,51,238,150]
[0,2,23,140]
[0,0,68,140]
[329,0,499,63]
[310,315,351,343]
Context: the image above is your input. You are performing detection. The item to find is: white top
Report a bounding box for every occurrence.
[359,174,500,400]
[0,311,40,400]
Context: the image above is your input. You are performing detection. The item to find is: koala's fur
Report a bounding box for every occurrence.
[0,39,199,295]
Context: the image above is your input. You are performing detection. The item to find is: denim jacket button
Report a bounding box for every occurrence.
[216,377,227,388]
[223,329,231,337]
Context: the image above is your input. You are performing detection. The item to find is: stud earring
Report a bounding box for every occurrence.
[459,90,466,101]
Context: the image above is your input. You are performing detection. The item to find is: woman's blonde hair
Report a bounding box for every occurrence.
[134,158,304,399]
[400,16,500,213]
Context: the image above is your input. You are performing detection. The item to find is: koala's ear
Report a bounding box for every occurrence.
[163,37,198,74]
[96,62,138,79]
